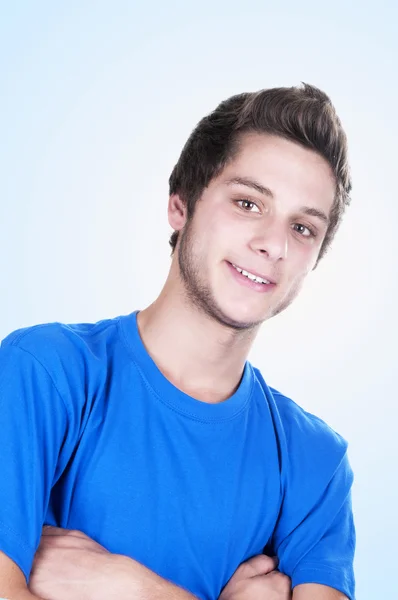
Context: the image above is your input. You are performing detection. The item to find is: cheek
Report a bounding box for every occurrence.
[283,259,311,295]
[218,215,248,245]
[205,217,239,254]
[290,242,319,274]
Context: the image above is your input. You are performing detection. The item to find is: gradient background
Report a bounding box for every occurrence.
[1,2,397,598]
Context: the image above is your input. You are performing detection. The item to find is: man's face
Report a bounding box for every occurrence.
[174,133,336,331]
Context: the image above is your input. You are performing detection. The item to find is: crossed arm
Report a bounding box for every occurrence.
[0,528,348,600]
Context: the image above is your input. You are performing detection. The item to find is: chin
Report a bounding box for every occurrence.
[212,300,268,331]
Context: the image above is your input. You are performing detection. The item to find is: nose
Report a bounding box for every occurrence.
[250,218,288,262]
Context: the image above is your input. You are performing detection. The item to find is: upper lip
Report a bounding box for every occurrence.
[229,262,277,284]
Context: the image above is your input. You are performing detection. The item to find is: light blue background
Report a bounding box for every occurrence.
[1,2,397,598]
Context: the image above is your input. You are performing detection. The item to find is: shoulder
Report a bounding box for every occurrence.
[1,315,125,414]
[1,315,122,368]
[252,368,352,491]
[269,384,348,455]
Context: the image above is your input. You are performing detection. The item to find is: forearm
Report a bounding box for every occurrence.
[27,528,200,600]
[113,554,199,600]
[12,592,44,600]
[29,550,199,600]
[0,550,44,600]
[293,583,348,599]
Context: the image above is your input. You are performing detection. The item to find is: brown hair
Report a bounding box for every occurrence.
[168,83,351,264]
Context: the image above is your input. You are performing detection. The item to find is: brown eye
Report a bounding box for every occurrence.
[236,199,261,213]
[292,223,315,238]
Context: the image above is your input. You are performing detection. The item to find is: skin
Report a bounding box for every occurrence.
[137,132,335,405]
[0,132,348,600]
[26,528,288,600]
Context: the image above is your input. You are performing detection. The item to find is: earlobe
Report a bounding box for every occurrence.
[168,194,188,231]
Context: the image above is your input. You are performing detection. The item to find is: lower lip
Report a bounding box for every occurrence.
[226,261,276,294]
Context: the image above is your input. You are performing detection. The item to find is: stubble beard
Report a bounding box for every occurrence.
[177,222,264,332]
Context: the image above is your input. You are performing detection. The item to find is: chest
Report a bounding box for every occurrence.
[48,378,282,599]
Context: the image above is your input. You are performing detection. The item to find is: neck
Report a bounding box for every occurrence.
[136,269,260,404]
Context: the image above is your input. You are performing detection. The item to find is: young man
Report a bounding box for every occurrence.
[0,83,355,600]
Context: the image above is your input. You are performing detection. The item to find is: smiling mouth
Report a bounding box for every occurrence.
[229,262,275,285]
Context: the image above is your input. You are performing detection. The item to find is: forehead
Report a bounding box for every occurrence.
[219,132,336,208]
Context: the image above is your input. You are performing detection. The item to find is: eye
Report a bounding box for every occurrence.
[292,223,316,238]
[236,199,261,213]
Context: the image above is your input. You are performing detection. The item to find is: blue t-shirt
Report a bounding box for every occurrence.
[0,311,355,599]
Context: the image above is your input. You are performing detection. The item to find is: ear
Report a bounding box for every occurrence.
[168,194,188,231]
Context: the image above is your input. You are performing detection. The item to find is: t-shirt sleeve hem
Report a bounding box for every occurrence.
[291,566,355,600]
[0,521,34,583]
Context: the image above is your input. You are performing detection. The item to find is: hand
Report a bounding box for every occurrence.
[29,526,197,600]
[219,554,292,600]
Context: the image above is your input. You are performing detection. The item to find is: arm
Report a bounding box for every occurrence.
[29,533,290,600]
[269,414,356,600]
[0,339,72,590]
[276,481,356,599]
[293,583,348,599]
[0,551,43,600]
[1,545,198,600]
[0,332,89,596]
[29,528,199,600]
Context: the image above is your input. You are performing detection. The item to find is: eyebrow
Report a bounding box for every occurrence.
[225,176,274,198]
[300,206,329,225]
[225,176,329,225]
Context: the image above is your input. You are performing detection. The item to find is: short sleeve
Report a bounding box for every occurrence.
[0,343,68,580]
[273,451,356,599]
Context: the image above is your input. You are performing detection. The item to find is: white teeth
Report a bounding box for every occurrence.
[232,264,270,284]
